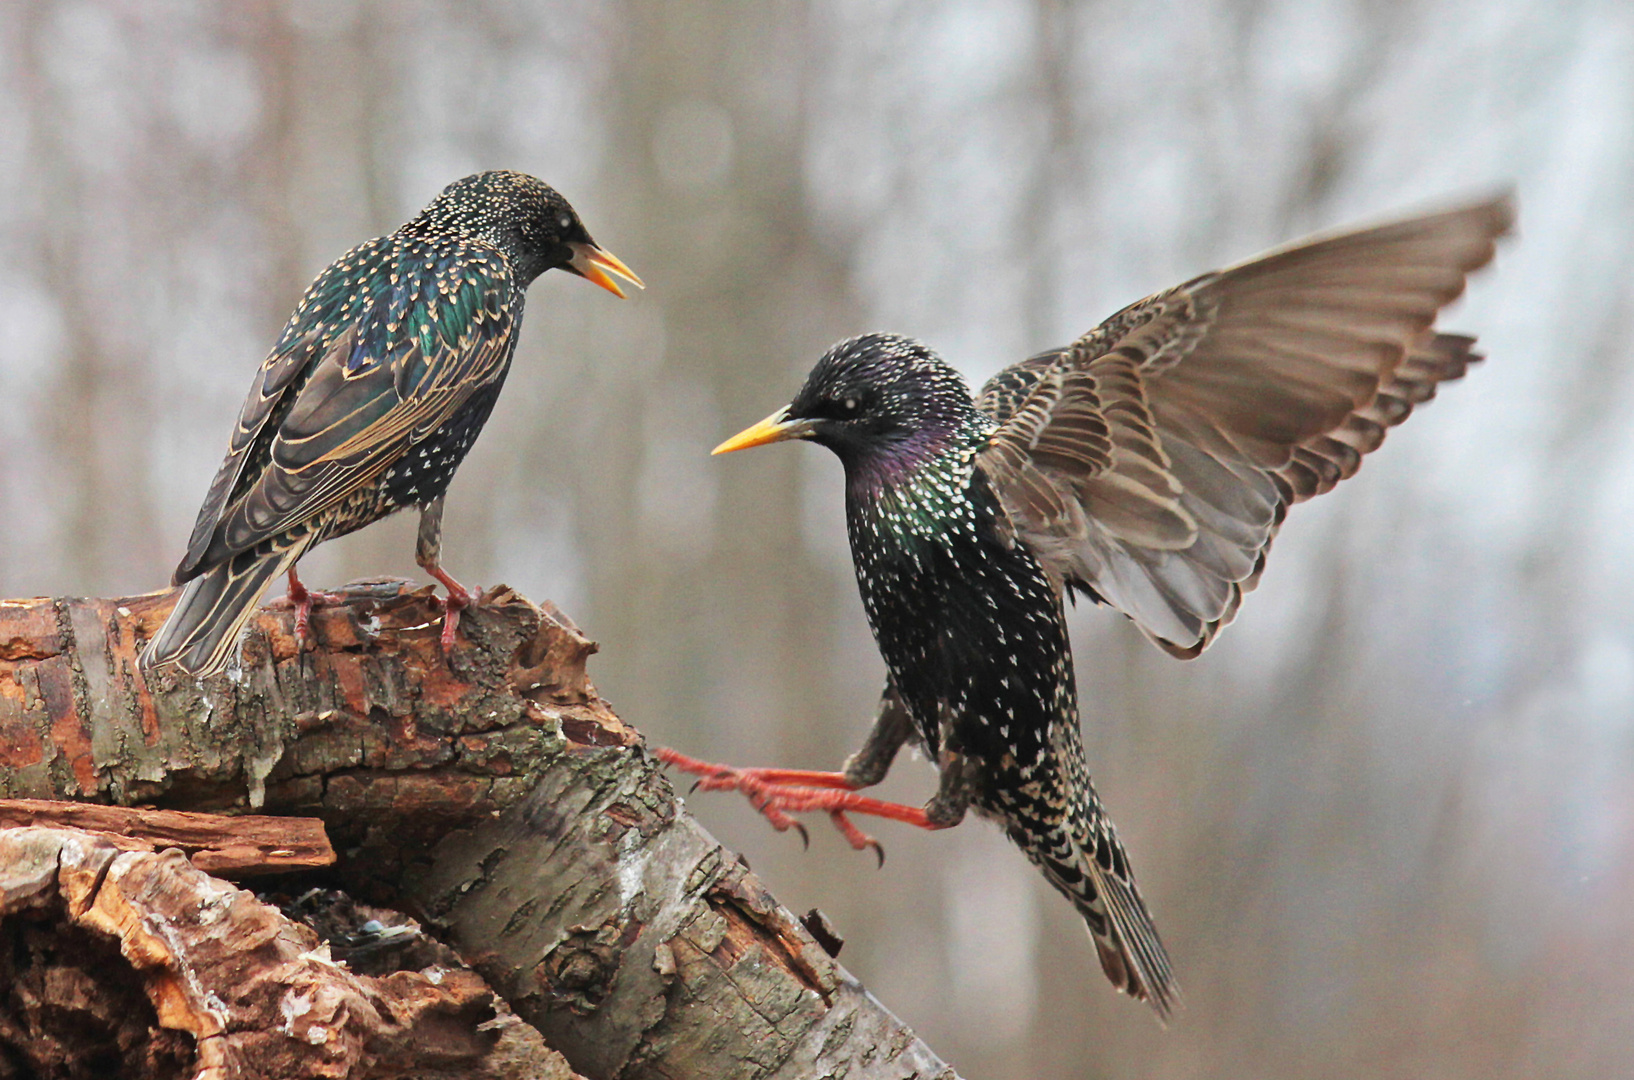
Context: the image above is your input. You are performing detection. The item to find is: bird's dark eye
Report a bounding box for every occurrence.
[558,213,573,231]
[824,395,864,419]
[800,392,869,422]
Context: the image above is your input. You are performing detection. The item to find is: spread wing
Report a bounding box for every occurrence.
[977,196,1513,657]
[174,237,517,582]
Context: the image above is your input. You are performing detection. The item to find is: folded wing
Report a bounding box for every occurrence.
[174,241,516,582]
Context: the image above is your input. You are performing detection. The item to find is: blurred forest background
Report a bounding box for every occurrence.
[0,1,1630,1077]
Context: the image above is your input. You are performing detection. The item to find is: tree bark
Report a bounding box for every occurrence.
[0,585,960,1080]
[0,800,333,876]
[0,825,578,1080]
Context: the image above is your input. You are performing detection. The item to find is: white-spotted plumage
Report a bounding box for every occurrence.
[700,197,1510,1019]
[795,333,1178,1016]
[143,170,632,677]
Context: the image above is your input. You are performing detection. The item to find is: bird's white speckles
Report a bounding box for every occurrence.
[788,330,1151,957]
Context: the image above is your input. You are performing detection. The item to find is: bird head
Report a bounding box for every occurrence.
[413,170,643,296]
[714,333,982,471]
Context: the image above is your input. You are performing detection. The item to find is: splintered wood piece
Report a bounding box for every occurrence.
[0,825,584,1080]
[0,799,334,876]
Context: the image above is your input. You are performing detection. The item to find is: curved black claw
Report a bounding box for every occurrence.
[793,821,810,850]
[688,777,705,795]
[870,840,885,869]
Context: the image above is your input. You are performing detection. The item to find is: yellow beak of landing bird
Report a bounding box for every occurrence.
[712,407,818,455]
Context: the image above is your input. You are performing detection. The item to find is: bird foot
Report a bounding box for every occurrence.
[827,812,886,866]
[272,569,346,648]
[655,748,860,792]
[437,591,468,652]
[422,564,475,652]
[654,746,943,865]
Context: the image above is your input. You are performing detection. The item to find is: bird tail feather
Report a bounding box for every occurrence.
[1023,809,1180,1021]
[141,540,308,678]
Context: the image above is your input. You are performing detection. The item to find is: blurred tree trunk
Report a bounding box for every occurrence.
[579,0,863,770]
[15,1,161,594]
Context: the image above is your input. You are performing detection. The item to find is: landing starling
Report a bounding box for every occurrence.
[661,196,1513,1018]
[142,170,640,676]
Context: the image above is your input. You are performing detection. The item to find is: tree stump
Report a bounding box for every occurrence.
[0,584,960,1080]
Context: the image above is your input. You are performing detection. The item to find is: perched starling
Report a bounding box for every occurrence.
[142,171,640,676]
[661,196,1513,1018]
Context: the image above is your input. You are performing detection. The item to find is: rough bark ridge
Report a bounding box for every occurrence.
[0,584,960,1080]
